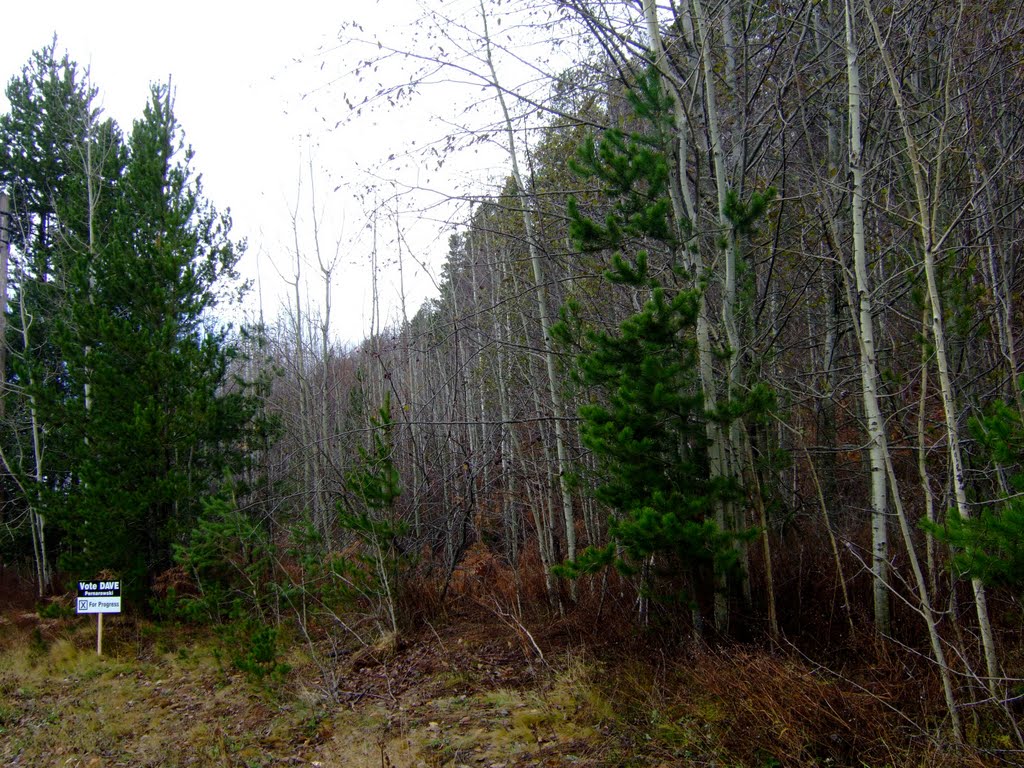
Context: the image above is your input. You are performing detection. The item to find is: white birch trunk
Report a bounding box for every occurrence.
[395,213,424,540]
[510,260,558,602]
[480,1,576,577]
[290,206,315,532]
[917,312,939,598]
[494,238,518,563]
[861,0,1000,688]
[309,159,338,542]
[844,0,890,634]
[692,0,748,625]
[16,269,52,595]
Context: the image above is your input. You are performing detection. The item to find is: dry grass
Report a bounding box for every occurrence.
[585,642,1002,768]
[0,600,1013,767]
[0,614,327,767]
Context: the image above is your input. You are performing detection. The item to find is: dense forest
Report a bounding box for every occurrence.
[2,0,1024,761]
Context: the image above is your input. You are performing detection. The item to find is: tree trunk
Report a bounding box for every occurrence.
[844,0,890,634]
[480,0,576,581]
[861,0,1000,689]
[0,192,8,420]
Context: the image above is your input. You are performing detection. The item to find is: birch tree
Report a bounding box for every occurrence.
[860,0,1002,690]
[843,0,891,635]
[480,0,578,580]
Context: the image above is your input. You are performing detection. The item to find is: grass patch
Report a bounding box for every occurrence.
[0,615,323,767]
[481,687,523,710]
[0,608,1009,767]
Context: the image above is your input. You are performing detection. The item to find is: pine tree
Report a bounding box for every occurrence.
[561,277,744,615]
[2,45,257,597]
[0,41,114,592]
[55,84,254,593]
[339,391,405,634]
[925,392,1024,594]
[556,66,761,625]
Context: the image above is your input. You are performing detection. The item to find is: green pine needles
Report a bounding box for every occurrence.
[555,63,763,616]
[925,390,1024,593]
[0,43,259,599]
[558,281,744,597]
[338,391,407,635]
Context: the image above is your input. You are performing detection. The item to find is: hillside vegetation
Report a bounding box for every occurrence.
[3,0,1024,763]
[0,591,1001,767]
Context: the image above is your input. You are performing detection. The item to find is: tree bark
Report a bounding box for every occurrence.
[861,0,999,689]
[844,0,890,634]
[480,0,577,583]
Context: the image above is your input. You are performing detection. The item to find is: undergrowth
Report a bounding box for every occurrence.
[0,587,1017,766]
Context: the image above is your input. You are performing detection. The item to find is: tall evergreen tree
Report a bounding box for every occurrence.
[0,41,110,592]
[2,44,256,596]
[55,85,254,592]
[556,68,765,626]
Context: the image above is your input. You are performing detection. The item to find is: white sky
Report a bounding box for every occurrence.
[2,1,559,345]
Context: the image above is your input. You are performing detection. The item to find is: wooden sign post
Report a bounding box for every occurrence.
[76,579,122,655]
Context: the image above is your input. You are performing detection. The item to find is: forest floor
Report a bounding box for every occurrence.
[0,597,1008,767]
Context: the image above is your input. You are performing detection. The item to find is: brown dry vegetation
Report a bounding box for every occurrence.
[0,585,1011,768]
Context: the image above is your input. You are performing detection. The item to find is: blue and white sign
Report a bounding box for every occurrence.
[76,580,122,614]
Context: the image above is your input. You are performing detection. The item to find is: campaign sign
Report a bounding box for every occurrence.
[76,579,122,614]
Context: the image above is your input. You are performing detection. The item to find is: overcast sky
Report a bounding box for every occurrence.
[2,1,532,343]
